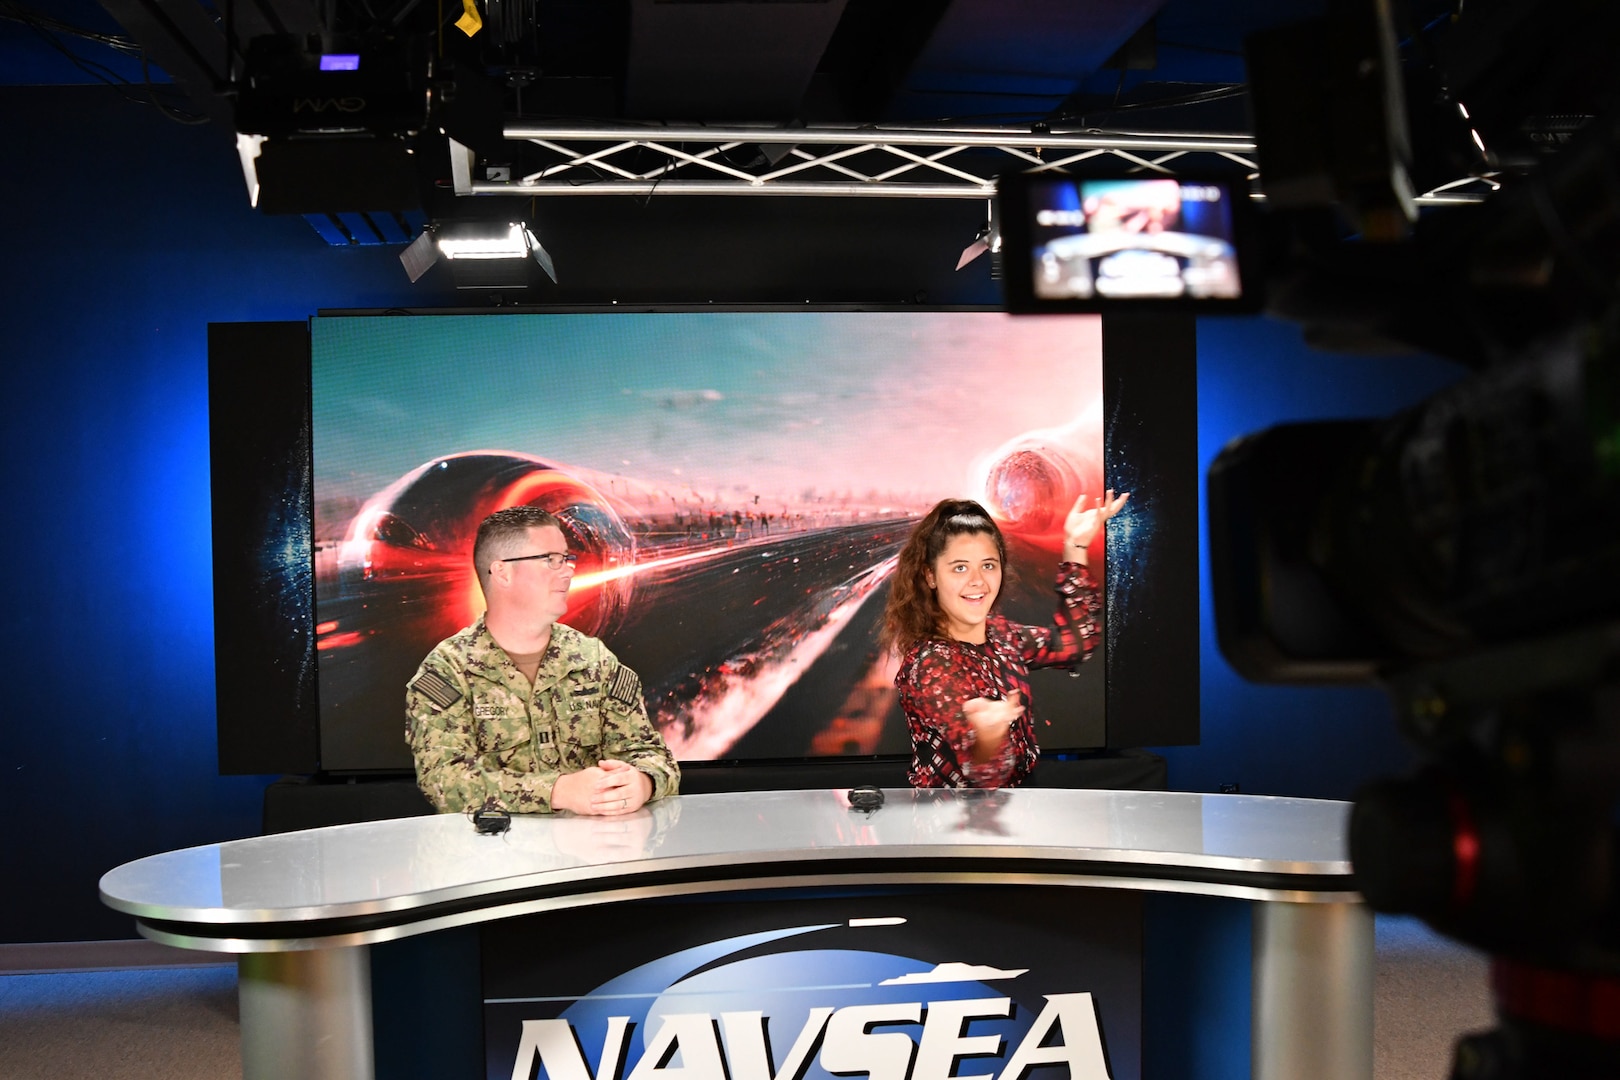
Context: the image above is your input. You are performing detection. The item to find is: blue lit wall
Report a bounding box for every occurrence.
[1,87,422,943]
[3,83,1463,942]
[1156,318,1466,798]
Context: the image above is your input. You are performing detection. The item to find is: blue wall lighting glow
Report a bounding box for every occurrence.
[320,54,361,71]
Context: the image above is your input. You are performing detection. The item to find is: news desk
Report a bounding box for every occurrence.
[100,789,1369,1080]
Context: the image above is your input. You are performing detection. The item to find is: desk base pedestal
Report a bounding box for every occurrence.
[240,946,375,1080]
[1253,901,1374,1080]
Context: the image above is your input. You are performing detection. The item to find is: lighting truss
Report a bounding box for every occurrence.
[444,123,1499,204]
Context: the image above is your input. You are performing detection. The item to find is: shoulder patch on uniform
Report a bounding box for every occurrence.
[410,669,463,711]
[606,664,642,708]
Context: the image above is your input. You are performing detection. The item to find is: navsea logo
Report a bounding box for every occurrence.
[291,97,367,114]
[488,919,1113,1080]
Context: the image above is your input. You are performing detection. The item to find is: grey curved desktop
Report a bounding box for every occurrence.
[100,788,1371,1080]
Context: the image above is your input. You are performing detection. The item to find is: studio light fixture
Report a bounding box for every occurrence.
[399,220,557,284]
[437,222,530,259]
[956,199,1002,278]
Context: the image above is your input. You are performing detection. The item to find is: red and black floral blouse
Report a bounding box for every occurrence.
[896,562,1102,788]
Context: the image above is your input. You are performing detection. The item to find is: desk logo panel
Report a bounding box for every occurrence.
[481,887,1141,1080]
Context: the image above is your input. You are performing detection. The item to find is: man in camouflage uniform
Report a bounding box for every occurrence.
[406,505,680,815]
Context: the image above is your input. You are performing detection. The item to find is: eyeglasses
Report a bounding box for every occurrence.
[496,551,578,571]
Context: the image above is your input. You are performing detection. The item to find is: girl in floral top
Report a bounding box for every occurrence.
[881,493,1128,788]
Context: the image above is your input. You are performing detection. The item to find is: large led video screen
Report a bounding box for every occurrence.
[311,311,1108,770]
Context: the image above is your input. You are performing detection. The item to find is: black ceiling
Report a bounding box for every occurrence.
[3,1,1615,354]
[2,0,1310,133]
[5,0,1613,162]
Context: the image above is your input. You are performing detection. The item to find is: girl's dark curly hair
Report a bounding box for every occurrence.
[880,498,1008,656]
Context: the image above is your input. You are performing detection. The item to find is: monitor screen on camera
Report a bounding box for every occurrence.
[998,175,1259,314]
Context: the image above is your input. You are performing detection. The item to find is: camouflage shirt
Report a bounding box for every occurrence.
[406,616,680,814]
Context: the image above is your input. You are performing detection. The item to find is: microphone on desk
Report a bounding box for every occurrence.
[472,808,511,835]
[848,786,885,813]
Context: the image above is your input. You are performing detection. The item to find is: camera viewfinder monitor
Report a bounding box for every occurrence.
[998,174,1260,314]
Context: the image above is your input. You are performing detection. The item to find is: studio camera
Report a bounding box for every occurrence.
[1205,129,1620,1078]
[1218,8,1620,1078]
[1002,1,1620,1075]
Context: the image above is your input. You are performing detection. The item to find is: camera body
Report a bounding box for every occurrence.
[998,1,1620,1071]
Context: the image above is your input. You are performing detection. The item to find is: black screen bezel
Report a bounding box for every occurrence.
[211,306,1201,775]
